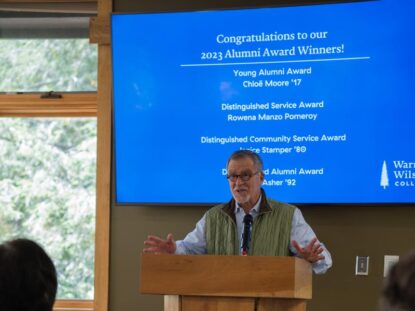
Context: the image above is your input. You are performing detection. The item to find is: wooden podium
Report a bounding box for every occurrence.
[140,254,312,311]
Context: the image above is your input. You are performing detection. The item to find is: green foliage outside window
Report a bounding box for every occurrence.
[0,39,98,299]
[0,39,97,92]
[0,118,96,299]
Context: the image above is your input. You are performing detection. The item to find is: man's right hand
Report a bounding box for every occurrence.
[143,233,176,254]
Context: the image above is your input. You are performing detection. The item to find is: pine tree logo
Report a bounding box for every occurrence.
[380,160,389,189]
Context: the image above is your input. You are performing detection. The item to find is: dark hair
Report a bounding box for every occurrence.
[0,239,57,311]
[226,149,263,171]
[380,250,415,311]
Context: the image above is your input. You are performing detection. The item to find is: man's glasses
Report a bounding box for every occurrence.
[226,171,260,182]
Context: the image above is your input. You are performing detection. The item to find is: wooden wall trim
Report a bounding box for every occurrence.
[93,0,112,311]
[93,45,111,311]
[97,0,111,17]
[0,93,97,117]
[90,16,110,45]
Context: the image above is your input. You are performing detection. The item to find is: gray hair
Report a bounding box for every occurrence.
[226,150,263,171]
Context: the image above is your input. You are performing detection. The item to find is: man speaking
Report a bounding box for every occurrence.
[144,149,332,274]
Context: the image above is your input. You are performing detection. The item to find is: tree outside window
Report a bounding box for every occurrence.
[0,38,97,300]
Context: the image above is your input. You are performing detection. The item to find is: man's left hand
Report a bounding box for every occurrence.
[292,237,325,263]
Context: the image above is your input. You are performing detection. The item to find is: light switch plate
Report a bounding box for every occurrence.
[384,255,399,277]
[355,256,369,275]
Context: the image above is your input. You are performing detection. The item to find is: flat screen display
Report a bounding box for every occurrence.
[112,0,415,204]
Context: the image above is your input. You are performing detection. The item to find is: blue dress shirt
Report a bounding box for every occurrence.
[176,198,332,274]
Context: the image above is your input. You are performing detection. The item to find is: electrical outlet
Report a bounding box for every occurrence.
[384,255,399,277]
[355,256,369,275]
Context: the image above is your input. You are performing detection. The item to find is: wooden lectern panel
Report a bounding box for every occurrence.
[181,296,255,311]
[164,296,306,311]
[140,254,311,299]
[257,298,307,311]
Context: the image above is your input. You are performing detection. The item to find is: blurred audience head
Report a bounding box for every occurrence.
[380,250,415,311]
[0,238,57,311]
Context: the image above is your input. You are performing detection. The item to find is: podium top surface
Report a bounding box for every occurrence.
[140,254,312,299]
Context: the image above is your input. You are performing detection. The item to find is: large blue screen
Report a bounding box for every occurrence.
[112,0,415,204]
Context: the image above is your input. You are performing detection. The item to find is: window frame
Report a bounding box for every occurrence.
[0,93,97,117]
[1,1,112,309]
[0,92,98,311]
[54,300,94,311]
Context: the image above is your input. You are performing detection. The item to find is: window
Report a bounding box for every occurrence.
[0,38,97,92]
[0,35,97,305]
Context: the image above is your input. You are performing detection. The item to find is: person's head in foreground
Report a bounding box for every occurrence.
[380,250,415,311]
[0,238,57,311]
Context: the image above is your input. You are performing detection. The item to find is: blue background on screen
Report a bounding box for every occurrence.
[112,0,415,204]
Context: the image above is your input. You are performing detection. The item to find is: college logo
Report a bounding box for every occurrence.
[380,160,389,189]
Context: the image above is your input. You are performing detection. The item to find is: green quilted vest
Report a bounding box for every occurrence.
[205,192,295,256]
